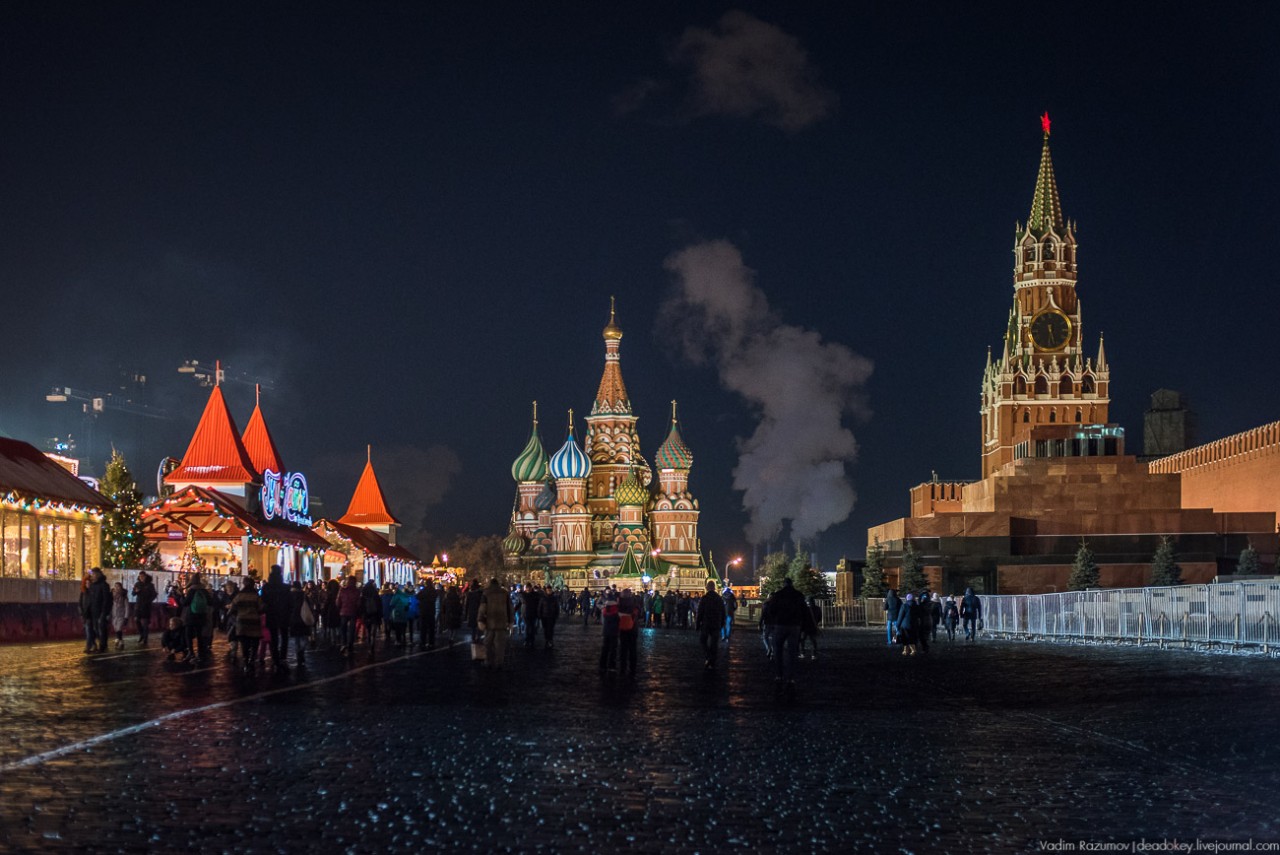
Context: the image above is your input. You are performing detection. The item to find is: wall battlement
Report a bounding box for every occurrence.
[1149,420,1280,474]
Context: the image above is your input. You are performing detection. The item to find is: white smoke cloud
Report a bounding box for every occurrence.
[662,240,872,544]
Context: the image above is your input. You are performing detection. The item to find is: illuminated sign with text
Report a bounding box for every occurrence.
[261,470,312,526]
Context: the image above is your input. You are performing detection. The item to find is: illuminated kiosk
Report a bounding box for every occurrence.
[142,384,328,580]
[0,437,111,580]
[313,447,421,585]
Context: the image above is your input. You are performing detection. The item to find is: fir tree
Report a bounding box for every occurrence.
[1237,542,1260,576]
[792,560,832,599]
[1068,540,1100,591]
[1149,536,1182,587]
[100,449,151,569]
[757,551,789,598]
[897,540,926,594]
[861,537,887,599]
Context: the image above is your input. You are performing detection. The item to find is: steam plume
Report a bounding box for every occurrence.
[662,240,872,544]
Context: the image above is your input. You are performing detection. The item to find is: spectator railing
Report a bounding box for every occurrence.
[979,581,1280,651]
[819,599,886,628]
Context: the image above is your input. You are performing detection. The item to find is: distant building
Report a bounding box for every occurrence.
[867,120,1276,594]
[1142,389,1196,461]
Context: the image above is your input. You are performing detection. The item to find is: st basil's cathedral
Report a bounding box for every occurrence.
[502,302,711,592]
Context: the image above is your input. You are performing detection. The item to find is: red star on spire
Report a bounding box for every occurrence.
[1041,112,1051,136]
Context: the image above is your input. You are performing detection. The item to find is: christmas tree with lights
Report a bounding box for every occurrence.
[101,449,151,568]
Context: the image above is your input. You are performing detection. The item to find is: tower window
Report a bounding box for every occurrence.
[1024,246,1035,263]
[1060,373,1073,395]
[1049,411,1057,423]
[1023,411,1030,423]
[1043,240,1056,259]
[1034,375,1048,395]
[1015,376,1027,396]
[1075,409,1083,423]
[1082,375,1095,394]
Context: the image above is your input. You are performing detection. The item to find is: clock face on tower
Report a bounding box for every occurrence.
[1030,309,1072,351]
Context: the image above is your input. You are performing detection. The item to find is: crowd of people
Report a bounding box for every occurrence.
[883,586,983,655]
[78,565,983,689]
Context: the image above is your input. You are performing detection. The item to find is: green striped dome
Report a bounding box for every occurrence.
[655,421,693,471]
[511,423,548,483]
[613,470,648,506]
[502,528,528,556]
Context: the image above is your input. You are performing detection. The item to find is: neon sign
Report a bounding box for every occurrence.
[261,470,311,526]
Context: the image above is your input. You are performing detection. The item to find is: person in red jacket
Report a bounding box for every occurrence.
[336,576,362,655]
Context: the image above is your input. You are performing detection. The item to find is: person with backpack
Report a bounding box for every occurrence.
[598,588,620,674]
[521,583,542,649]
[942,595,960,641]
[388,584,413,649]
[132,570,157,646]
[288,580,313,666]
[696,580,727,671]
[650,589,664,628]
[183,574,212,663]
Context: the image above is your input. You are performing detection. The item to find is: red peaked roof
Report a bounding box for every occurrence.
[317,519,419,564]
[241,398,285,476]
[338,457,399,527]
[166,386,258,485]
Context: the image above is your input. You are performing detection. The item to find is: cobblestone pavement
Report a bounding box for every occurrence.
[1,623,1278,853]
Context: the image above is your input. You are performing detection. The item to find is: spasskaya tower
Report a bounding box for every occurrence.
[979,115,1111,478]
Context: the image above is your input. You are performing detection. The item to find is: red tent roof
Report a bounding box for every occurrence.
[338,456,399,527]
[0,438,113,510]
[166,386,258,485]
[241,396,285,476]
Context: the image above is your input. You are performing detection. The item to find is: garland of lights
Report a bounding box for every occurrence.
[1,491,105,519]
[144,491,324,554]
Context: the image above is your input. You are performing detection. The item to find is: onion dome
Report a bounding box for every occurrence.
[655,401,693,471]
[511,402,548,483]
[603,295,623,341]
[548,411,592,480]
[533,478,556,512]
[613,469,648,507]
[502,528,528,556]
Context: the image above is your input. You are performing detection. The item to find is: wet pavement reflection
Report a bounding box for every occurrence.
[1,625,1278,851]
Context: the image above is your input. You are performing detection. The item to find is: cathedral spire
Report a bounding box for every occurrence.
[593,298,631,415]
[1027,113,1064,236]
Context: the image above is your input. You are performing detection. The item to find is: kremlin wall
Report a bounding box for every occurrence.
[867,119,1278,595]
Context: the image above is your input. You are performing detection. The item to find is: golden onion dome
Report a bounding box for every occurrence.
[603,296,623,341]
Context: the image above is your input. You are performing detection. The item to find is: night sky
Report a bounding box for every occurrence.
[3,2,1278,569]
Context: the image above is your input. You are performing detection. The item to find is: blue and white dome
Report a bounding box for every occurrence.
[548,421,591,480]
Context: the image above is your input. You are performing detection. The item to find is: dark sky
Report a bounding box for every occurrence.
[2,2,1278,568]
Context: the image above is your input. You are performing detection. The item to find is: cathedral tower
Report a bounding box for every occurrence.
[583,298,649,551]
[980,115,1111,477]
[649,401,700,562]
[548,411,593,566]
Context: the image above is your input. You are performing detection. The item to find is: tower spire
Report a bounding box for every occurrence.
[532,399,538,426]
[1027,113,1064,235]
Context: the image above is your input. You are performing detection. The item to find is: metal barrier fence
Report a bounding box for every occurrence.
[980,581,1280,651]
[0,578,82,604]
[820,600,886,628]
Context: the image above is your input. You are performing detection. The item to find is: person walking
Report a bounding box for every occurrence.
[538,587,559,649]
[960,587,982,641]
[696,580,727,671]
[617,589,641,678]
[721,585,738,641]
[360,580,383,651]
[578,587,591,627]
[110,581,130,650]
[388,585,412,648]
[598,588,620,674]
[896,592,918,656]
[766,577,815,694]
[800,596,822,660]
[521,583,542,648]
[260,566,293,672]
[337,576,362,654]
[183,574,213,663]
[928,592,942,642]
[83,568,112,654]
[942,595,960,641]
[421,580,441,650]
[441,584,463,645]
[231,579,263,674]
[914,591,931,654]
[288,581,312,667]
[478,578,512,669]
[884,588,901,646]
[132,570,157,646]
[759,594,777,659]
